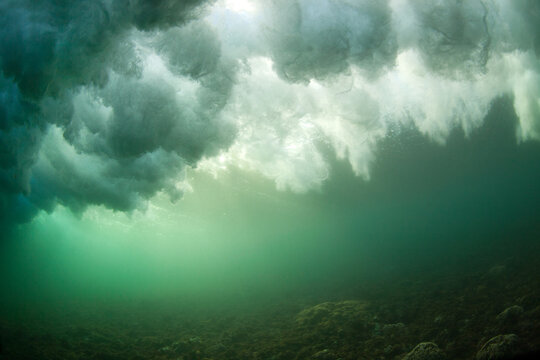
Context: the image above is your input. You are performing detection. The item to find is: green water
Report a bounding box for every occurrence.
[2,98,540,359]
[2,0,540,358]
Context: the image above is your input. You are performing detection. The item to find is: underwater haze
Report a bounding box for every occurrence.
[1,0,540,359]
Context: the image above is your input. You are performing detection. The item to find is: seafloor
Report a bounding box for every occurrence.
[1,248,540,360]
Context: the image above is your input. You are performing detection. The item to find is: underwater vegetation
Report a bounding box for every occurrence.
[2,248,540,359]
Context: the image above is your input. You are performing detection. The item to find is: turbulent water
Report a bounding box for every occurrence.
[1,0,540,359]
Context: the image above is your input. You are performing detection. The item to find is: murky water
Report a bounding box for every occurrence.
[2,97,540,359]
[2,1,540,359]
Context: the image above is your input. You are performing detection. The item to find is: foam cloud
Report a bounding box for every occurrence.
[206,0,540,187]
[261,0,396,83]
[410,0,492,76]
[1,0,540,226]
[0,0,231,224]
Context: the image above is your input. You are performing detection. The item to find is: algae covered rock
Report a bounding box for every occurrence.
[403,342,445,360]
[311,348,338,359]
[296,300,371,335]
[476,334,521,360]
[496,306,524,324]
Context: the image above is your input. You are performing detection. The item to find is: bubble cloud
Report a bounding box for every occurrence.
[1,0,539,226]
